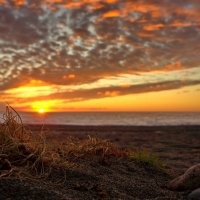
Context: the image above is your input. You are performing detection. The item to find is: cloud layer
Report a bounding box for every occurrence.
[0,0,200,109]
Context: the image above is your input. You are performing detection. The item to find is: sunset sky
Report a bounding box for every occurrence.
[0,0,200,112]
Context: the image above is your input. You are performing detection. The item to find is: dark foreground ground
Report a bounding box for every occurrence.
[1,125,200,199]
[30,125,200,175]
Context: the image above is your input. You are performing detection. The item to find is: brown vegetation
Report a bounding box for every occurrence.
[0,106,164,181]
[0,107,126,180]
[0,106,187,199]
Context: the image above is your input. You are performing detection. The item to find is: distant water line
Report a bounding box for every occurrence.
[0,112,199,126]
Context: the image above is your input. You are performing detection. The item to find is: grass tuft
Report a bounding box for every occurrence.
[128,150,163,169]
[0,106,55,179]
[57,136,127,161]
[0,106,163,182]
[0,106,127,179]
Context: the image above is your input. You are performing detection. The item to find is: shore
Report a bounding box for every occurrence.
[29,125,200,175]
[1,124,200,199]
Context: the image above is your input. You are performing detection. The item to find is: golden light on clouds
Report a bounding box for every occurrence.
[5,85,55,98]
[0,0,200,112]
[63,74,76,79]
[103,10,120,18]
[61,85,200,112]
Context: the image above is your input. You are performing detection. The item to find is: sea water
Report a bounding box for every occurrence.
[1,112,199,126]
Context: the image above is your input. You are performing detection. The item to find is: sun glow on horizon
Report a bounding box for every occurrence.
[38,108,45,114]
[31,101,53,113]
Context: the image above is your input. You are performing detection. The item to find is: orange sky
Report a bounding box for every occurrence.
[1,78,200,112]
[0,0,200,112]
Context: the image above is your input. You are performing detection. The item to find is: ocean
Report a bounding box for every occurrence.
[1,112,200,126]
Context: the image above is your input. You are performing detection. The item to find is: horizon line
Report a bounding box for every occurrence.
[1,110,200,113]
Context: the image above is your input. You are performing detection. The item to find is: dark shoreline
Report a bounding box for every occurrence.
[1,124,199,199]
[27,124,200,132]
[28,124,200,175]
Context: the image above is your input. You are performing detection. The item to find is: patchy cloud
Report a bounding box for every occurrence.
[0,0,200,109]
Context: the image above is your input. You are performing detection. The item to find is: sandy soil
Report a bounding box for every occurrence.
[0,125,199,199]
[29,125,200,175]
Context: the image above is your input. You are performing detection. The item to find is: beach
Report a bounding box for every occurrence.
[0,122,200,199]
[29,125,200,175]
[1,0,200,198]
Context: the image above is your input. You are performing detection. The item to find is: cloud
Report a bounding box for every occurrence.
[2,79,200,105]
[0,0,200,106]
[40,80,200,102]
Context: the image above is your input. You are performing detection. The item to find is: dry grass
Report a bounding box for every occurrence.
[57,136,127,160]
[0,106,51,179]
[0,106,127,180]
[128,150,163,169]
[0,106,70,180]
[0,106,162,182]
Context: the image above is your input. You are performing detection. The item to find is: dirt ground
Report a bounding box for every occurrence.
[0,125,199,200]
[30,125,200,175]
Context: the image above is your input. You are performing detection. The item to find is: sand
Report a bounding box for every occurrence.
[0,125,199,199]
[30,125,200,174]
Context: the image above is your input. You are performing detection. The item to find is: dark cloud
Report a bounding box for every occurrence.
[3,80,200,104]
[0,0,200,98]
[34,80,200,102]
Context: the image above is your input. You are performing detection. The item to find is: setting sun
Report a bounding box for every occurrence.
[38,108,45,114]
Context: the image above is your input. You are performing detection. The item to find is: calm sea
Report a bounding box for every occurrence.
[1,112,200,126]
